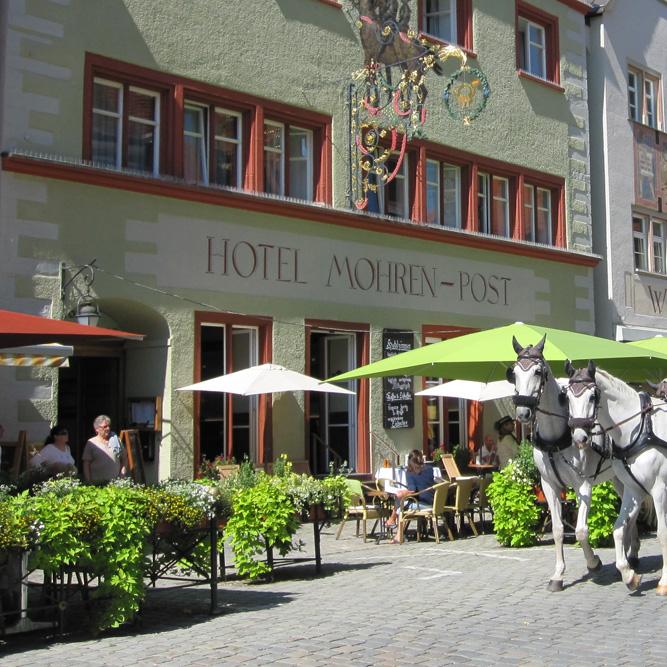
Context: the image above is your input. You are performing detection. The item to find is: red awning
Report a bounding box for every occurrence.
[0,308,144,348]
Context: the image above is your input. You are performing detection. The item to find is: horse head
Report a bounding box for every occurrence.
[507,334,548,423]
[564,359,599,448]
[647,378,667,400]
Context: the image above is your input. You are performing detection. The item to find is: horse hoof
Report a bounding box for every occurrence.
[547,579,564,592]
[587,557,602,573]
[626,573,642,592]
[656,584,667,596]
[627,556,640,570]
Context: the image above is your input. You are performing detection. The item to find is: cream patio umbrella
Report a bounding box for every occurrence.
[177,363,355,395]
[415,379,515,402]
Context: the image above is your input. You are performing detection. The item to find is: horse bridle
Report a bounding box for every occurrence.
[509,354,550,411]
[565,378,601,433]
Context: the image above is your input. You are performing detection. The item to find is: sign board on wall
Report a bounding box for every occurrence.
[126,214,547,322]
[382,330,414,429]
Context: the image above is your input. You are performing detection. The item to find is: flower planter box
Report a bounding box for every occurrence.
[217,465,240,480]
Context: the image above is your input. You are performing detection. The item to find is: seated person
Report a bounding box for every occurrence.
[386,449,436,529]
[29,424,77,477]
[478,435,499,466]
[495,415,520,468]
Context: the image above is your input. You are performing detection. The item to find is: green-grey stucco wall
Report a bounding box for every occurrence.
[1,0,594,477]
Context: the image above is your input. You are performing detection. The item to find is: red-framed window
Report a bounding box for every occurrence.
[628,66,663,130]
[418,0,473,53]
[305,319,370,474]
[516,1,560,86]
[413,142,565,247]
[89,76,167,176]
[193,311,273,473]
[420,325,479,457]
[83,54,333,204]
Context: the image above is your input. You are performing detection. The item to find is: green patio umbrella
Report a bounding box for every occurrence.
[327,322,667,384]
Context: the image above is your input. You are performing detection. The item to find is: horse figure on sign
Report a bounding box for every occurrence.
[507,335,624,592]
[565,361,667,594]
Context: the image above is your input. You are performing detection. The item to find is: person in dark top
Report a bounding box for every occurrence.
[403,449,436,506]
[386,449,437,530]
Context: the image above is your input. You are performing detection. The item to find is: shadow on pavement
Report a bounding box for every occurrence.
[0,587,294,655]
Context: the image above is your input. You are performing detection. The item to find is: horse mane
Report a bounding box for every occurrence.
[595,368,638,403]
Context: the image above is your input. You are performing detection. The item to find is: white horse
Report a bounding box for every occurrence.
[565,361,667,594]
[508,335,622,592]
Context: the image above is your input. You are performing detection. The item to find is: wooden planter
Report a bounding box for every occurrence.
[217,464,240,480]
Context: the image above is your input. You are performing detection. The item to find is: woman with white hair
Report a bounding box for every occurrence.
[82,414,126,482]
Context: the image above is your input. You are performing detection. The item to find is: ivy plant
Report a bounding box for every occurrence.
[225,476,300,579]
[567,481,620,548]
[487,462,541,547]
[29,481,152,631]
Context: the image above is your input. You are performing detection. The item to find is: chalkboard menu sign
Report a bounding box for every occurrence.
[382,330,414,429]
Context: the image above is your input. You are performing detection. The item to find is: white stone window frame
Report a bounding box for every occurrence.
[264,119,286,196]
[127,85,161,176]
[92,77,123,169]
[633,215,649,272]
[491,175,510,238]
[477,171,490,235]
[443,162,462,229]
[378,152,409,219]
[523,183,536,242]
[536,186,552,245]
[288,125,314,201]
[628,65,663,130]
[184,101,209,184]
[423,0,457,45]
[519,17,546,80]
[652,220,666,274]
[426,158,441,225]
[214,107,243,188]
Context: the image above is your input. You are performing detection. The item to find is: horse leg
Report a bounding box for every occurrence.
[653,486,667,595]
[613,476,640,568]
[574,483,602,572]
[543,482,565,591]
[613,488,642,591]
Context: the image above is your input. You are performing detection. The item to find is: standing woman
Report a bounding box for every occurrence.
[82,414,126,482]
[29,424,76,476]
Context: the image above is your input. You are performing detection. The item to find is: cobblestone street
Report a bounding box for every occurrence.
[2,524,666,666]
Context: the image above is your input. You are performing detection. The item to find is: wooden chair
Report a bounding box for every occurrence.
[472,475,494,532]
[335,478,382,542]
[440,453,463,480]
[444,477,479,537]
[0,430,28,481]
[397,481,454,544]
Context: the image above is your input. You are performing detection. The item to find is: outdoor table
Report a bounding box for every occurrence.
[467,463,497,476]
[375,465,442,494]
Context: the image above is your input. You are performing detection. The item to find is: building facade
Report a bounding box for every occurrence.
[588,0,667,342]
[0,0,595,480]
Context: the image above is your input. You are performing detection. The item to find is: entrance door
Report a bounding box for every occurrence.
[309,332,356,474]
[198,323,258,464]
[58,355,122,467]
[230,327,258,462]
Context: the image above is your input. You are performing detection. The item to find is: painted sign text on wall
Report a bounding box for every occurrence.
[206,237,512,307]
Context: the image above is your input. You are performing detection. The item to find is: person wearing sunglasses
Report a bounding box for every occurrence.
[29,424,76,476]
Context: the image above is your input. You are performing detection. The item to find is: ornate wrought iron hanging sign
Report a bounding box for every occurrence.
[348,0,490,211]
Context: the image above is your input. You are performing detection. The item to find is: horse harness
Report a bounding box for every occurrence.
[511,350,602,491]
[568,369,667,497]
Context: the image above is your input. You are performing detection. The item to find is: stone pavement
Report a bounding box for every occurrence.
[1,522,666,666]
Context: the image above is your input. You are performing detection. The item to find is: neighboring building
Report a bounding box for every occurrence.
[587,0,667,342]
[0,0,595,480]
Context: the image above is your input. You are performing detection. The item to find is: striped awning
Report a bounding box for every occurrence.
[0,344,72,367]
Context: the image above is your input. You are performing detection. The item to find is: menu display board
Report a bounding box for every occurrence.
[382,330,414,429]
